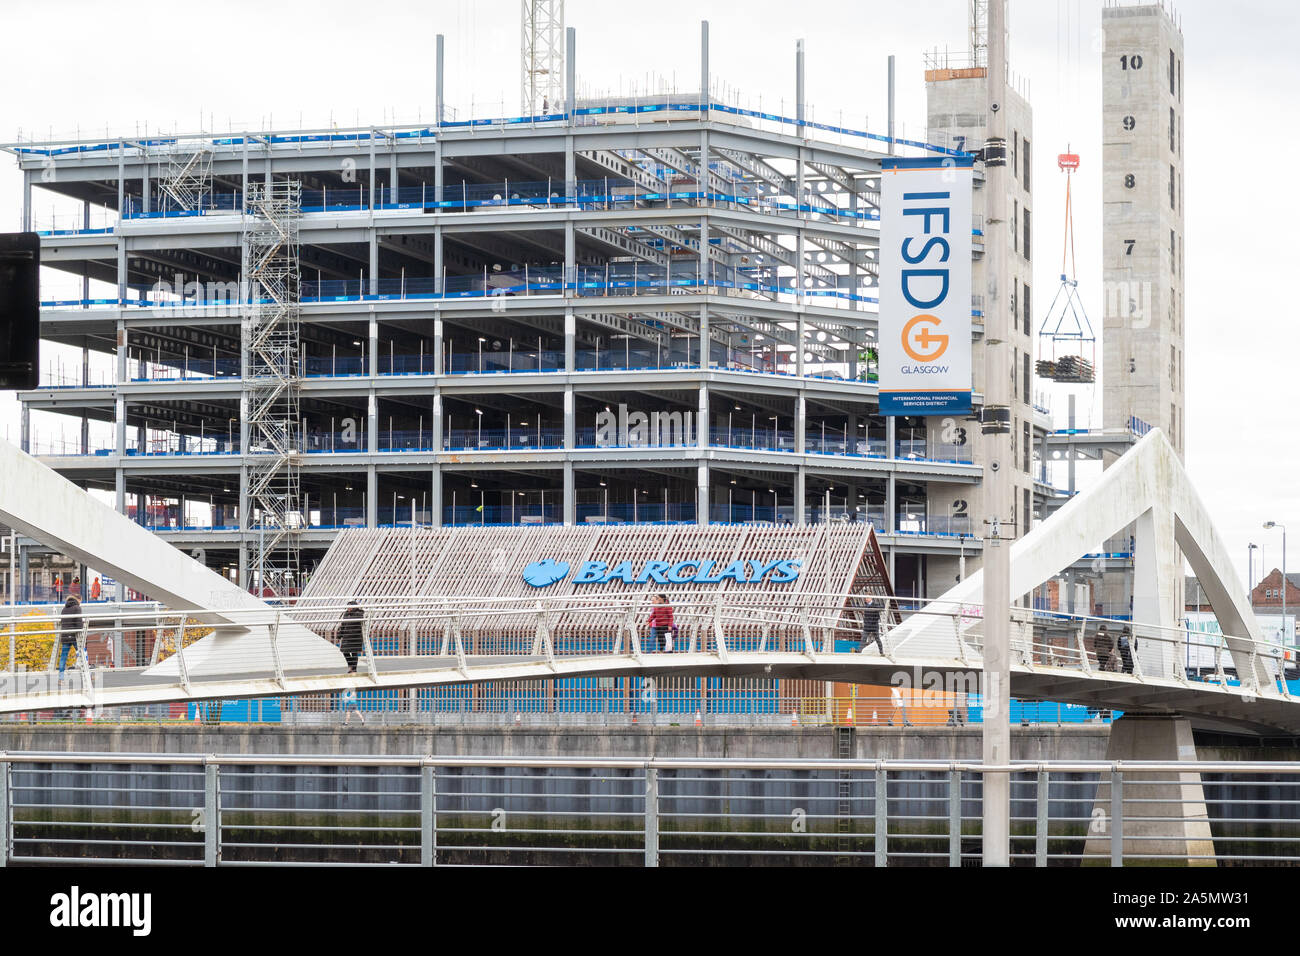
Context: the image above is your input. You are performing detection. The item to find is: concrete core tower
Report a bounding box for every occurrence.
[1102,3,1185,458]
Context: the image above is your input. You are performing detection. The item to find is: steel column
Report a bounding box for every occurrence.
[1110,770,1124,866]
[949,769,962,866]
[874,766,887,867]
[981,0,1013,867]
[421,764,437,866]
[204,760,219,866]
[0,760,7,867]
[645,767,659,867]
[1035,769,1049,866]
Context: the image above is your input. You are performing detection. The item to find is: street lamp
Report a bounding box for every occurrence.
[1265,522,1288,649]
[1247,542,1259,601]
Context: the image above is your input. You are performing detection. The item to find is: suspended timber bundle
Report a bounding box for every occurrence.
[1047,355,1095,383]
[1036,149,1097,380]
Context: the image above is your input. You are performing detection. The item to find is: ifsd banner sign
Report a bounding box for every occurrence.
[878,156,974,416]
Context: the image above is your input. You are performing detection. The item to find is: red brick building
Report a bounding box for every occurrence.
[1252,569,1300,611]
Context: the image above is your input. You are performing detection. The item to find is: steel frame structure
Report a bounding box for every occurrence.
[3,26,1049,604]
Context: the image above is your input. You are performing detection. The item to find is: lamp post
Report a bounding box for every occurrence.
[1247,542,1259,602]
[1265,522,1288,649]
[980,0,1012,868]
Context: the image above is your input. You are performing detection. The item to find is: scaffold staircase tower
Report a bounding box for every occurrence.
[160,143,213,212]
[242,180,303,596]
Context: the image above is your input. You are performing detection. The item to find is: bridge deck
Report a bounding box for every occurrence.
[4,648,1293,736]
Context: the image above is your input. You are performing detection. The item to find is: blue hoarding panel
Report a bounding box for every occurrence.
[879,391,972,416]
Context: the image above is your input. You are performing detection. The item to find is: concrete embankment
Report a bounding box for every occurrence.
[0,722,1112,759]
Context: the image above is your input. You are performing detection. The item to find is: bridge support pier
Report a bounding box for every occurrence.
[1083,715,1215,866]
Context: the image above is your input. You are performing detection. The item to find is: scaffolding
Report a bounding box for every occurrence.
[160,143,213,212]
[242,181,302,596]
[970,0,988,68]
[521,0,564,115]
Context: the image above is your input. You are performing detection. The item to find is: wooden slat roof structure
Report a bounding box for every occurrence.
[296,523,895,651]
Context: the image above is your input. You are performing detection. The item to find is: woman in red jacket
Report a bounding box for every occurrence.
[647,593,674,652]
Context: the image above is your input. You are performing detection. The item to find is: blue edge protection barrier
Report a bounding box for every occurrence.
[15,102,972,159]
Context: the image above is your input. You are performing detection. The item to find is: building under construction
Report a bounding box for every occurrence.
[3,5,1059,609]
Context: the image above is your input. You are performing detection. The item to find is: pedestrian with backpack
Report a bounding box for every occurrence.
[57,595,83,681]
[1118,626,1135,674]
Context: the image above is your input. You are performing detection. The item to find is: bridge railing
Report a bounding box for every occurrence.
[883,597,1287,690]
[0,592,1285,706]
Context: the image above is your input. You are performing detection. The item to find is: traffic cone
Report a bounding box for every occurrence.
[846,707,854,727]
[791,711,799,727]
[192,705,201,725]
[83,707,92,725]
[694,710,702,727]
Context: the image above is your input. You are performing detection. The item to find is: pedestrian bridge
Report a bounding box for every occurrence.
[0,427,1291,734]
[0,592,1293,736]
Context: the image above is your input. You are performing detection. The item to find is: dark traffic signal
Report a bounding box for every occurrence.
[0,232,39,390]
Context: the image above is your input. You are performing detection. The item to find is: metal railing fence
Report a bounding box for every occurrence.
[0,752,1295,867]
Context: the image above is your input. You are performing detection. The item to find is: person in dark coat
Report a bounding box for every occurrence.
[1092,624,1112,672]
[861,598,884,654]
[338,601,365,673]
[1118,626,1135,674]
[58,595,82,678]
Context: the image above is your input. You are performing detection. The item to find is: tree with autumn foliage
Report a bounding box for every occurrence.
[0,610,213,672]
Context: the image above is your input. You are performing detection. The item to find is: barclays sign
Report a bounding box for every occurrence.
[522,557,802,588]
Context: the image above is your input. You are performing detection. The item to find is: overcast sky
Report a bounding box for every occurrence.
[0,0,1296,591]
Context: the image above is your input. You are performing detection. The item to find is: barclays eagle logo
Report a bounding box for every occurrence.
[522,559,570,588]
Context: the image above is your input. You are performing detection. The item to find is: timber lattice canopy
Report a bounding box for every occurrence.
[296,524,895,651]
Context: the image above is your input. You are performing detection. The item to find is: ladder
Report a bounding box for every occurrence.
[835,725,854,864]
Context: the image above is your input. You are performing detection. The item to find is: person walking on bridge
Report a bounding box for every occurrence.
[1118,626,1135,674]
[1092,624,1114,672]
[338,600,365,674]
[57,595,82,680]
[648,594,674,652]
[861,597,885,655]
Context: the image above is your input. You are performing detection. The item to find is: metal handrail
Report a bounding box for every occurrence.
[0,591,1283,671]
[3,751,1300,774]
